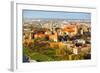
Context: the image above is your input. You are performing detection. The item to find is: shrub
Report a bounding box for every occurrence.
[23,47,32,57]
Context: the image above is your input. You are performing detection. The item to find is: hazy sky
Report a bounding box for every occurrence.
[23,10,91,20]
